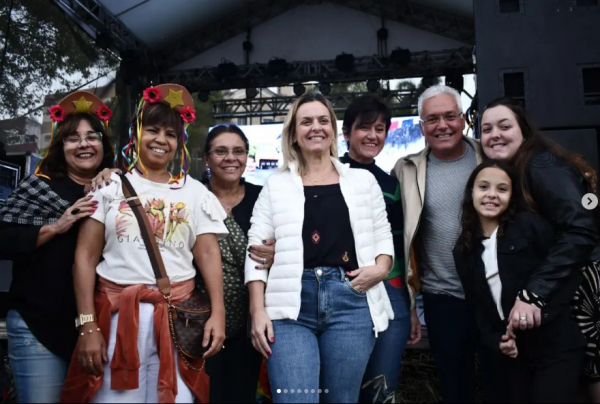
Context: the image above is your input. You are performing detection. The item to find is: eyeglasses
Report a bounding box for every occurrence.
[63,132,103,146]
[208,147,248,158]
[420,112,463,126]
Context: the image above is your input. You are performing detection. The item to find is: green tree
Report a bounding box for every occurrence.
[0,0,118,118]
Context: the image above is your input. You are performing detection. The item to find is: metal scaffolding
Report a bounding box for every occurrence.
[211,89,422,120]
[161,47,474,93]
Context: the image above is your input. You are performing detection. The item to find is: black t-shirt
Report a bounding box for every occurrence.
[1,176,83,362]
[302,184,359,271]
[231,181,262,236]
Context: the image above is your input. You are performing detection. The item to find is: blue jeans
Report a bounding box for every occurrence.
[422,293,478,404]
[360,281,411,403]
[7,310,69,403]
[268,267,376,404]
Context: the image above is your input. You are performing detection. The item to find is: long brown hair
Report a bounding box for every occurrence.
[456,160,518,253]
[37,114,115,179]
[480,98,597,212]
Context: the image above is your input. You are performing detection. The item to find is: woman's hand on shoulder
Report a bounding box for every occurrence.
[50,195,98,235]
[89,168,122,193]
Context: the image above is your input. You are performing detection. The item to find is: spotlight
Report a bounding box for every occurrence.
[267,58,288,77]
[217,60,238,81]
[293,83,306,97]
[198,91,211,102]
[319,83,332,95]
[377,28,389,41]
[95,31,113,50]
[445,69,464,92]
[421,76,438,89]
[335,53,355,73]
[367,80,380,93]
[390,48,411,67]
[246,88,259,99]
[243,40,254,52]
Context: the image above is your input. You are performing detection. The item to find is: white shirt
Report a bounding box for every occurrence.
[481,227,504,320]
[91,172,228,285]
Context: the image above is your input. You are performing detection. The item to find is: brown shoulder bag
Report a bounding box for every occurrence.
[121,175,211,372]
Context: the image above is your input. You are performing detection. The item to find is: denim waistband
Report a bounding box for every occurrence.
[303,266,346,281]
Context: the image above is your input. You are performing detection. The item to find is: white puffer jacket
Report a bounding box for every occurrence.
[245,158,395,335]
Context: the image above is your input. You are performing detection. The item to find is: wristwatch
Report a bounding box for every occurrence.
[75,314,97,329]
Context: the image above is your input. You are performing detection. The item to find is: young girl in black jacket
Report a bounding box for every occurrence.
[453,160,586,403]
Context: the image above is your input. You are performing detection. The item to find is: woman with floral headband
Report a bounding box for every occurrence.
[61,84,227,403]
[0,91,115,403]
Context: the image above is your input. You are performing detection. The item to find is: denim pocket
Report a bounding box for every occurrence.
[344,278,367,297]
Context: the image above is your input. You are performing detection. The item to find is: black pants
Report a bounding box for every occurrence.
[509,347,586,403]
[422,292,479,403]
[205,331,263,403]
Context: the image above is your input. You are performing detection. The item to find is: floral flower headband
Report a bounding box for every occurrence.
[120,84,196,185]
[36,91,113,180]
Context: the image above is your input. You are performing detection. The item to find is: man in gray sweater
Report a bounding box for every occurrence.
[392,85,483,403]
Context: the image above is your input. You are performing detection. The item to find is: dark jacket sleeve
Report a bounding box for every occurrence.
[0,222,42,260]
[453,247,503,355]
[525,152,599,299]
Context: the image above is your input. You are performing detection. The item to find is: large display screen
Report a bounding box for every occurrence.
[216,116,425,186]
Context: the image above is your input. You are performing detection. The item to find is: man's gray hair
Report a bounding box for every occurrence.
[418,85,463,118]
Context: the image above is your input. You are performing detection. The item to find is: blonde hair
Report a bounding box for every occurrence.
[281,93,339,175]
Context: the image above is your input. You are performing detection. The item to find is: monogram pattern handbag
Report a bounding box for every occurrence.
[121,175,210,372]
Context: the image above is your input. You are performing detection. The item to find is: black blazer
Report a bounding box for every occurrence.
[453,211,586,357]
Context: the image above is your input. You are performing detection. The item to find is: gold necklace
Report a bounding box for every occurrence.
[304,165,334,186]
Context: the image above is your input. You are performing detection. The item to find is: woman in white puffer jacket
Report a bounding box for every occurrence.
[245,93,395,404]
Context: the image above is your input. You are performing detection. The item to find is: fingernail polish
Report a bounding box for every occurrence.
[270,337,275,343]
[262,240,267,244]
[105,182,110,186]
[248,247,252,252]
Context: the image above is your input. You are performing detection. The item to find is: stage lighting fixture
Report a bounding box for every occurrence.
[267,58,288,78]
[319,83,332,95]
[367,80,380,92]
[445,70,465,92]
[390,48,411,67]
[243,40,254,52]
[335,53,355,73]
[294,83,306,97]
[246,88,259,99]
[95,31,113,50]
[217,60,238,81]
[198,91,211,102]
[377,28,389,40]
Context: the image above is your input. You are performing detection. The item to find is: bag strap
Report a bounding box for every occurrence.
[121,175,172,297]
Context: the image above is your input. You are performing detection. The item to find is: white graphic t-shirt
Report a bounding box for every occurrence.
[91,172,228,285]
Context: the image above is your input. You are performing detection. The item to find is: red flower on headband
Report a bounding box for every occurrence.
[48,105,66,123]
[181,106,196,123]
[96,105,113,122]
[143,87,161,104]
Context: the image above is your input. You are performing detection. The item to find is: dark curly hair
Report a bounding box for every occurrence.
[455,160,519,253]
[37,113,115,179]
